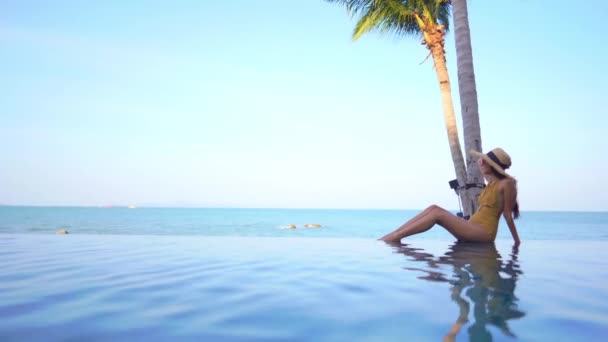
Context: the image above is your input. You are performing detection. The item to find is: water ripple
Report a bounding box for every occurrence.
[1,235,608,341]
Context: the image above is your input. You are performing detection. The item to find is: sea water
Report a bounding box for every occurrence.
[1,206,607,240]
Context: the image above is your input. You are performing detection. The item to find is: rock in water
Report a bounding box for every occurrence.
[56,229,69,234]
[287,224,297,229]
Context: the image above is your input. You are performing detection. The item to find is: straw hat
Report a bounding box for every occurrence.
[470,148,512,177]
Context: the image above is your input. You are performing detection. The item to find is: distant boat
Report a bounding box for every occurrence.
[128,205,136,209]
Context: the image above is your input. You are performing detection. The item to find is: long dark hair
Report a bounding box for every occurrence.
[490,168,520,219]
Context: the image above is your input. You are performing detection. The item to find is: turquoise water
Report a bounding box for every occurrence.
[1,207,608,341]
[1,206,608,239]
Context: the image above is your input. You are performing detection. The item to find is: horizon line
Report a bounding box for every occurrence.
[1,204,607,213]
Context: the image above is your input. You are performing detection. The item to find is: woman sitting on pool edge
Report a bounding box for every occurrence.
[380,148,521,245]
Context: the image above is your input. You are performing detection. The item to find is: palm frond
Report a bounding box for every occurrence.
[355,1,419,40]
[425,0,451,31]
[436,0,451,31]
[353,9,384,40]
[327,0,452,40]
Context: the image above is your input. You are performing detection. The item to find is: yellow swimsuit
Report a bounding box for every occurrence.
[469,181,502,240]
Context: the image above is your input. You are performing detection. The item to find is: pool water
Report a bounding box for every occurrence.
[1,235,606,341]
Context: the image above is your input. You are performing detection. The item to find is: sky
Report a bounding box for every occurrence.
[1,1,607,211]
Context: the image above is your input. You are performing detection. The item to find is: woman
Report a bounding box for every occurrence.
[380,148,521,244]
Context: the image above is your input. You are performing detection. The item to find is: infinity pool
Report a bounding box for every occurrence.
[1,235,607,341]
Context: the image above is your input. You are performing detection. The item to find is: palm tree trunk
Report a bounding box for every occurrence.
[453,0,483,216]
[428,36,470,215]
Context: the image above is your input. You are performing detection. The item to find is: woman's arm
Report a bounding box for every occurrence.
[502,178,520,245]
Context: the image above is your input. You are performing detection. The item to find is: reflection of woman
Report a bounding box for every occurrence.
[394,242,525,341]
[380,148,521,245]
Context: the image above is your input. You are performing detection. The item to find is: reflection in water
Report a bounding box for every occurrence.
[391,242,525,341]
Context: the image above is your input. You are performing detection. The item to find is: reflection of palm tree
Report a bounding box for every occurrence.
[391,242,525,341]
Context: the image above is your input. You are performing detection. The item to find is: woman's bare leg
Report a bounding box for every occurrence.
[379,205,492,243]
[379,205,442,242]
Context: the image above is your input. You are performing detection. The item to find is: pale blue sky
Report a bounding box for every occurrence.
[1,1,607,210]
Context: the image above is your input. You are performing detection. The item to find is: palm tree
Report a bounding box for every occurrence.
[328,0,470,214]
[453,0,483,216]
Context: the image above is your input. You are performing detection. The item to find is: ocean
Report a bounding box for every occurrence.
[1,206,607,240]
[1,207,607,341]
